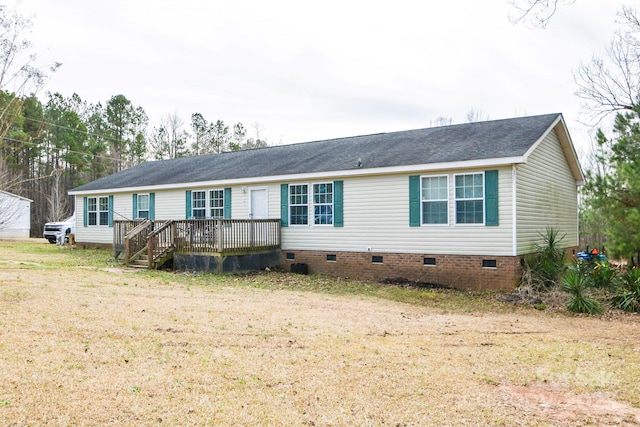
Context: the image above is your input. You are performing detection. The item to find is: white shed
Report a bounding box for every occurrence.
[0,190,32,239]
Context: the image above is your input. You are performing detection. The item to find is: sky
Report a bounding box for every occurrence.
[9,0,634,158]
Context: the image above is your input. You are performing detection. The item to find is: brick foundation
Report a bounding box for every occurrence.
[283,250,524,291]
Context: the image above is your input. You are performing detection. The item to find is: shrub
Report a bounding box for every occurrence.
[591,259,619,290]
[519,227,567,291]
[562,267,603,314]
[612,267,640,312]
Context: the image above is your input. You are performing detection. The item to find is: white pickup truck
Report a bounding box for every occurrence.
[43,215,76,244]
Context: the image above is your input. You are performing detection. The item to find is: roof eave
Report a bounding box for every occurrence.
[68,156,525,195]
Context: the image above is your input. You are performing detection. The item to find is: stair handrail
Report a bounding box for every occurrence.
[124,219,153,266]
[147,220,175,268]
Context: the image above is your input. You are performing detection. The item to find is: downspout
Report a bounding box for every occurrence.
[512,164,518,256]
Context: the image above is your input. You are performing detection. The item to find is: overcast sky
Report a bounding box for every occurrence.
[11,0,632,157]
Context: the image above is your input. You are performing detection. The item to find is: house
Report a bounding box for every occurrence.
[0,190,33,239]
[68,113,583,290]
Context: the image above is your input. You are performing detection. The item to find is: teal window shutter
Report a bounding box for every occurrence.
[132,193,138,219]
[108,195,114,227]
[83,197,88,227]
[333,180,343,227]
[185,190,192,218]
[280,184,289,227]
[409,175,421,227]
[149,192,155,220]
[485,170,499,226]
[224,187,232,219]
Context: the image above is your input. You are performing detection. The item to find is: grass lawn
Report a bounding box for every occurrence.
[1,240,639,426]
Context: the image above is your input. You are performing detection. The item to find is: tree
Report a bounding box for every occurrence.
[150,112,189,160]
[104,95,148,172]
[583,113,640,261]
[508,0,575,28]
[575,6,640,122]
[0,6,58,234]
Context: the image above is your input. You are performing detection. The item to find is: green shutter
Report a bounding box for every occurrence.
[224,188,232,219]
[485,170,499,226]
[83,197,88,227]
[409,175,421,227]
[149,192,155,220]
[132,193,138,219]
[185,190,192,218]
[280,184,289,227]
[108,195,114,227]
[333,180,343,227]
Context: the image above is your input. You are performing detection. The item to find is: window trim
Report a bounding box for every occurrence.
[454,172,485,225]
[420,174,450,226]
[289,184,309,226]
[288,182,335,227]
[189,188,226,219]
[87,196,110,226]
[136,193,150,219]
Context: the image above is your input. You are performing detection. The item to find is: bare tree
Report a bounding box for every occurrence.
[430,117,452,127]
[465,108,490,123]
[45,168,68,222]
[508,0,576,28]
[575,6,640,123]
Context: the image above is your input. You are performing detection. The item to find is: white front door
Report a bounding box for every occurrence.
[249,188,268,219]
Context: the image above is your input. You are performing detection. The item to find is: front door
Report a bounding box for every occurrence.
[249,188,268,219]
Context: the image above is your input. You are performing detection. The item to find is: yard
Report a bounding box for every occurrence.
[1,240,639,426]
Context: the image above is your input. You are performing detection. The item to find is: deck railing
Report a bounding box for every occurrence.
[114,218,281,266]
[172,219,281,254]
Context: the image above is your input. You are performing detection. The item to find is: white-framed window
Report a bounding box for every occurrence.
[209,190,224,218]
[313,182,333,225]
[289,182,334,226]
[136,194,149,219]
[189,189,226,219]
[192,190,207,219]
[421,175,448,225]
[88,196,110,226]
[455,173,484,224]
[289,184,308,225]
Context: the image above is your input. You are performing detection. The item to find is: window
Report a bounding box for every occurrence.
[209,190,224,218]
[372,255,384,264]
[421,176,448,224]
[423,257,437,266]
[87,196,110,226]
[326,254,337,261]
[289,184,308,225]
[136,194,149,219]
[313,183,333,225]
[455,173,484,224]
[189,189,225,219]
[286,252,295,260]
[289,183,335,226]
[192,191,206,219]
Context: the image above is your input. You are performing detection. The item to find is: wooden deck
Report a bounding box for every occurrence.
[114,219,281,269]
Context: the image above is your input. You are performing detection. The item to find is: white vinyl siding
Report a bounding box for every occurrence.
[283,170,513,255]
[516,129,579,253]
[74,170,515,255]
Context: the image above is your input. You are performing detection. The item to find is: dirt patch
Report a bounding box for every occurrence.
[499,383,640,426]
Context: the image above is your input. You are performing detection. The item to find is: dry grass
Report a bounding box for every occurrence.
[1,240,640,426]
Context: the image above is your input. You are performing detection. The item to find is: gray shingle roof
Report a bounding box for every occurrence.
[71,113,561,192]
